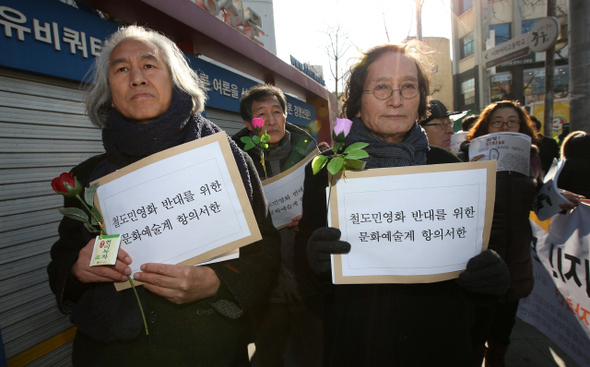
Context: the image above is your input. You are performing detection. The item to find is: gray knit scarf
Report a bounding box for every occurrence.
[345,117,429,168]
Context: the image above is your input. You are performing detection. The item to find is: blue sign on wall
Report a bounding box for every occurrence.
[0,0,118,82]
[188,55,316,128]
[0,0,316,128]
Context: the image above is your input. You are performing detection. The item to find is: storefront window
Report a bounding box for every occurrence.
[491,72,512,101]
[461,78,476,105]
[523,66,569,104]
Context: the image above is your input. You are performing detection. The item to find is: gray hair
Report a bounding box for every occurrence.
[85,25,207,128]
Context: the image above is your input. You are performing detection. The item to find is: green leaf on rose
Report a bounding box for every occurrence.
[327,157,345,175]
[85,182,99,207]
[344,158,366,171]
[244,141,255,151]
[311,155,328,175]
[59,207,91,223]
[252,135,261,144]
[240,136,252,144]
[344,150,369,160]
[344,142,369,153]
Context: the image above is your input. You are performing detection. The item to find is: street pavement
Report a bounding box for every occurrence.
[249,316,583,366]
[498,317,581,367]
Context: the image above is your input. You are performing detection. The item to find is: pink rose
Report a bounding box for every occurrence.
[252,118,264,130]
[333,118,353,140]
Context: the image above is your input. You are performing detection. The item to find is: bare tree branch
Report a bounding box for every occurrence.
[324,24,352,96]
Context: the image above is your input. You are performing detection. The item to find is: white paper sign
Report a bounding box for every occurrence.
[450,131,468,154]
[95,133,261,282]
[469,132,532,175]
[262,150,317,229]
[329,161,496,284]
[533,158,573,221]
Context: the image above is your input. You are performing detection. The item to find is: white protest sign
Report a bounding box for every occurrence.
[450,131,468,154]
[518,207,590,367]
[533,158,573,221]
[262,150,317,229]
[328,161,496,284]
[94,132,261,290]
[469,132,531,175]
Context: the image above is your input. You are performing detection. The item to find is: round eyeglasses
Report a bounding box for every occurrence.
[489,120,520,128]
[363,84,420,100]
[423,120,454,130]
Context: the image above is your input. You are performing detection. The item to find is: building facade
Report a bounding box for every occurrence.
[451,0,569,134]
[423,36,455,114]
[0,0,335,365]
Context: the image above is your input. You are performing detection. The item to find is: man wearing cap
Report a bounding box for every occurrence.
[419,100,460,151]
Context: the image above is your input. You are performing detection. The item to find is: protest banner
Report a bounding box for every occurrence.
[262,150,317,229]
[533,158,574,221]
[469,132,531,175]
[328,161,496,284]
[517,205,590,367]
[94,132,261,291]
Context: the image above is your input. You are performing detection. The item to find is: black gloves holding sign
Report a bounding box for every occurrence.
[306,227,350,275]
[307,227,510,297]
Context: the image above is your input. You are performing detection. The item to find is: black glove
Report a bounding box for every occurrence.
[307,227,351,275]
[456,249,510,296]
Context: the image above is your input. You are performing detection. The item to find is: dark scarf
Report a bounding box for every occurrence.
[345,117,429,168]
[264,130,292,176]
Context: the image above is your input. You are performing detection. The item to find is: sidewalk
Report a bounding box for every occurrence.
[249,316,582,366]
[502,317,581,367]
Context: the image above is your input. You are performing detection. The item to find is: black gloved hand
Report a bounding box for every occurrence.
[307,227,351,275]
[456,249,510,296]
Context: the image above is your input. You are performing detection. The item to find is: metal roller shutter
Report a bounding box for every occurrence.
[0,68,102,365]
[205,107,245,137]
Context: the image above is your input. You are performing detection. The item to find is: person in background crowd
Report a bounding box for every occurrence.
[233,84,321,367]
[461,114,479,132]
[557,130,590,199]
[530,116,560,175]
[461,101,581,366]
[418,99,460,151]
[47,25,280,367]
[317,141,331,152]
[294,41,511,367]
[557,123,570,147]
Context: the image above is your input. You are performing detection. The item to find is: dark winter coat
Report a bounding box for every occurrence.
[48,134,280,367]
[294,145,476,367]
[460,142,541,302]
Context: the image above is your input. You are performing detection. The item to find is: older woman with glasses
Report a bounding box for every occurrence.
[293,42,511,367]
[460,100,581,366]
